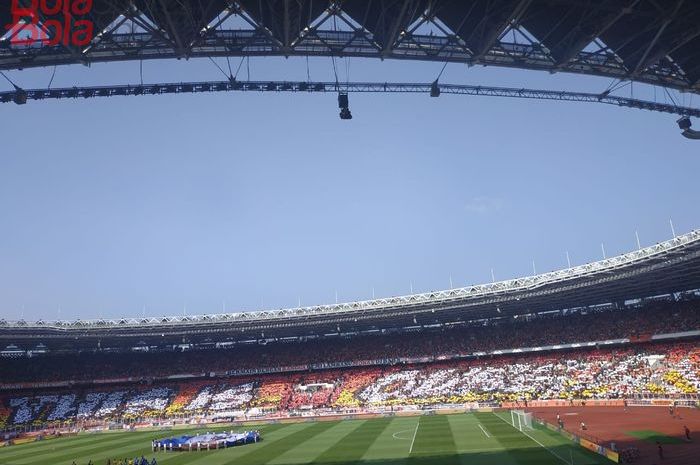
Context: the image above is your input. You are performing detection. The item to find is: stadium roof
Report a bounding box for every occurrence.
[2,229,700,351]
[1,1,700,94]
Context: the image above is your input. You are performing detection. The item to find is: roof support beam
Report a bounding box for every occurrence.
[190,3,239,49]
[283,0,291,49]
[232,1,284,49]
[688,68,700,88]
[121,7,178,55]
[472,0,532,61]
[27,1,89,66]
[630,0,685,77]
[157,0,188,57]
[633,26,700,75]
[0,0,698,95]
[554,0,640,68]
[381,0,418,57]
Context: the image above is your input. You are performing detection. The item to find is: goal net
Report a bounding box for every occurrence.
[510,410,533,431]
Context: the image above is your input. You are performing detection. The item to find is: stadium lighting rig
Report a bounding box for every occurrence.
[12,87,27,105]
[338,92,352,120]
[677,117,700,140]
[430,80,440,98]
[2,80,700,138]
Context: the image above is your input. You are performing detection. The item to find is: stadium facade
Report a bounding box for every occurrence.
[1,229,699,354]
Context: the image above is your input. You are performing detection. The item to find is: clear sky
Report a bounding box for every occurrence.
[0,55,699,321]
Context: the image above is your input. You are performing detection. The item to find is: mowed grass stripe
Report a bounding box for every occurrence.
[4,424,290,465]
[0,428,182,461]
[474,413,545,465]
[476,412,567,465]
[63,423,297,465]
[7,430,168,464]
[1,423,284,461]
[0,435,99,460]
[312,417,393,464]
[361,416,420,463]
[0,413,615,465]
[0,426,258,462]
[1,422,277,459]
[0,431,140,460]
[491,412,608,465]
[222,420,339,465]
[409,415,456,456]
[269,419,366,465]
[447,413,519,465]
[529,423,607,465]
[9,436,156,465]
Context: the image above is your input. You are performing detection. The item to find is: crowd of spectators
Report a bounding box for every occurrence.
[1,341,698,427]
[1,300,697,384]
[356,349,660,404]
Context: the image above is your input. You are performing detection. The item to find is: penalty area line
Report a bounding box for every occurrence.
[392,429,413,440]
[493,412,572,465]
[408,420,420,454]
[478,423,491,438]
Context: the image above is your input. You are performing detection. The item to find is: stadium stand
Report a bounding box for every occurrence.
[0,298,698,428]
[1,300,697,384]
[1,342,699,427]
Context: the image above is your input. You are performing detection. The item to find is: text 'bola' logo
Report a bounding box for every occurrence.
[5,0,94,47]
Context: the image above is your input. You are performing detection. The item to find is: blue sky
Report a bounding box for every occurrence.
[0,56,699,321]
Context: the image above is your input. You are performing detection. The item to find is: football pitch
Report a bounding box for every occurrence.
[0,412,611,465]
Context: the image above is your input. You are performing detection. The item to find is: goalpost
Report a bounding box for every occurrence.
[510,410,533,432]
[504,410,574,465]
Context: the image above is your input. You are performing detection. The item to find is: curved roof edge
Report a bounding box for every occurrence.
[2,229,699,330]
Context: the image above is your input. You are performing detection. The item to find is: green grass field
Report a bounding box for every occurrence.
[0,412,612,465]
[625,429,684,444]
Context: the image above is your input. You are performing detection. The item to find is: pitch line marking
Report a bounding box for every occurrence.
[430,447,505,453]
[392,429,413,440]
[478,423,491,438]
[493,412,571,465]
[408,420,420,454]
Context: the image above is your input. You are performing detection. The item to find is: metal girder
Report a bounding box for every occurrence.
[1,1,700,95]
[2,79,699,117]
[629,0,685,77]
[155,0,187,56]
[631,19,700,75]
[339,0,424,52]
[236,0,329,51]
[13,0,90,64]
[471,0,532,62]
[552,0,639,68]
[379,0,422,56]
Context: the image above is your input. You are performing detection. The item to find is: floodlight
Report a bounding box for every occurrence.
[430,80,440,97]
[338,92,352,119]
[677,116,700,139]
[677,116,691,130]
[13,88,27,105]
